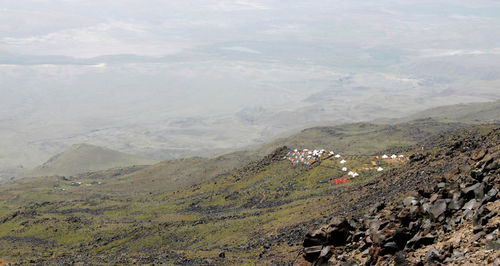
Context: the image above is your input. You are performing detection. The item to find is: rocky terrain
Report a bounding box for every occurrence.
[0,122,498,265]
[295,125,500,265]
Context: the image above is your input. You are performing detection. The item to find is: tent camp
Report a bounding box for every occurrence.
[285,148,326,166]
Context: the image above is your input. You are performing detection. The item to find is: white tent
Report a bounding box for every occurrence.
[335,154,341,158]
[342,167,348,172]
[391,154,397,159]
[382,154,389,159]
[399,155,404,158]
[353,172,359,177]
[348,171,354,176]
[340,159,346,164]
[377,167,384,172]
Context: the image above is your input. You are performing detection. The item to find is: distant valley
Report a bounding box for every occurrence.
[1,51,500,181]
[7,100,499,182]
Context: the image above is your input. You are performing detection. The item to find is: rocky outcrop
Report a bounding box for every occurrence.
[295,126,500,265]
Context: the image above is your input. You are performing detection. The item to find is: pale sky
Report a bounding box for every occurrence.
[1,0,499,58]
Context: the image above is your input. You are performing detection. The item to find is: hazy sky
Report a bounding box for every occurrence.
[1,0,499,58]
[1,0,500,176]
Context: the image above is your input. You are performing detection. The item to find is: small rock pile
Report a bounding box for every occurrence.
[296,131,500,265]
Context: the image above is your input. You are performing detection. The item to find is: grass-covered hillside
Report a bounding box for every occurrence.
[23,143,158,178]
[258,118,468,156]
[0,119,490,264]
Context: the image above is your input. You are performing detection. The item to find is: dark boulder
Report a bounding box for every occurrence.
[325,218,355,246]
[393,227,412,250]
[485,188,498,202]
[303,245,323,261]
[406,233,435,249]
[425,247,442,264]
[484,157,500,171]
[381,241,399,255]
[470,170,483,181]
[448,192,464,210]
[304,228,327,247]
[462,199,481,210]
[428,199,447,221]
[463,183,485,201]
[316,246,333,265]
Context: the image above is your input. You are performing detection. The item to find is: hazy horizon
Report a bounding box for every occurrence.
[1,0,500,179]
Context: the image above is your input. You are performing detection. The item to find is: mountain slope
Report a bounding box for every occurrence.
[92,150,262,194]
[23,143,158,177]
[58,119,468,195]
[257,118,468,156]
[294,125,500,265]
[0,122,497,264]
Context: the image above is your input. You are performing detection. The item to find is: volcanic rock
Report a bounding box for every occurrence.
[428,199,447,221]
[425,247,442,263]
[303,245,323,260]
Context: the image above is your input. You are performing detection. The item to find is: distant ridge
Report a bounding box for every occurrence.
[23,143,158,177]
[406,100,500,122]
[371,100,500,124]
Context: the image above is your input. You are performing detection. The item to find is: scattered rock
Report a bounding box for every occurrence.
[425,247,442,263]
[449,192,464,210]
[463,183,485,200]
[403,196,417,207]
[472,149,487,161]
[304,229,326,247]
[303,246,323,260]
[407,233,435,249]
[463,199,480,210]
[381,241,399,255]
[428,199,447,221]
[293,126,500,266]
